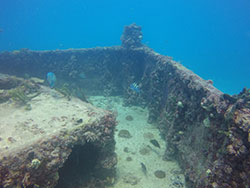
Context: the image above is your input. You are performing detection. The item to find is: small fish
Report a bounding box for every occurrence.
[150,139,161,148]
[147,145,161,157]
[47,72,56,88]
[76,119,83,124]
[140,162,147,176]
[130,82,140,93]
[79,72,86,79]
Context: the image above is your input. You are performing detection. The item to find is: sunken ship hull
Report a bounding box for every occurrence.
[0,24,249,188]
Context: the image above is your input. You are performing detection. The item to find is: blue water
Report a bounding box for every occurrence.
[0,0,250,94]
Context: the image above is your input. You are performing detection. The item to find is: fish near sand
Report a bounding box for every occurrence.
[147,145,161,157]
[140,162,147,176]
[47,72,56,88]
[150,139,161,148]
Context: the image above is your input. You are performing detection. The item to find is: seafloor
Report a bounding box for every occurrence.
[89,96,185,188]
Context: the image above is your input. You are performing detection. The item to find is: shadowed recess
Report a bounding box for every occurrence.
[55,143,99,188]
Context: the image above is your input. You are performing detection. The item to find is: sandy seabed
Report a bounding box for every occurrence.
[89,96,185,188]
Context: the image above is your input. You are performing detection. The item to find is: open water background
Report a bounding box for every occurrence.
[0,0,250,94]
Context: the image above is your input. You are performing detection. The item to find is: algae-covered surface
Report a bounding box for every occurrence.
[0,84,118,188]
[0,86,102,157]
[89,96,185,188]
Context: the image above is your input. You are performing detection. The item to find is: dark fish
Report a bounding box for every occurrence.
[76,119,83,124]
[147,145,161,157]
[150,139,161,148]
[140,162,147,176]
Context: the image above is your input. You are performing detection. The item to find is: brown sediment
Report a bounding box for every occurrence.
[139,147,151,155]
[126,156,132,161]
[143,132,155,140]
[118,129,132,138]
[125,115,134,121]
[154,170,166,179]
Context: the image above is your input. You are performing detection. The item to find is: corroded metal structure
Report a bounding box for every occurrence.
[0,24,249,188]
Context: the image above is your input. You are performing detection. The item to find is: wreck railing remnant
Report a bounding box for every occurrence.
[140,54,250,187]
[0,24,249,188]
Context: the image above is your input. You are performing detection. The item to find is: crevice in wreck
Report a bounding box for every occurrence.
[55,143,99,188]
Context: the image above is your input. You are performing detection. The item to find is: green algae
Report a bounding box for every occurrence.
[55,83,71,101]
[8,87,30,105]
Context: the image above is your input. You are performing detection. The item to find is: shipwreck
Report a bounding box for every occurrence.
[0,24,249,188]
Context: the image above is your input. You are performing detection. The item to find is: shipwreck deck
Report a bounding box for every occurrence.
[0,87,104,155]
[0,85,117,188]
